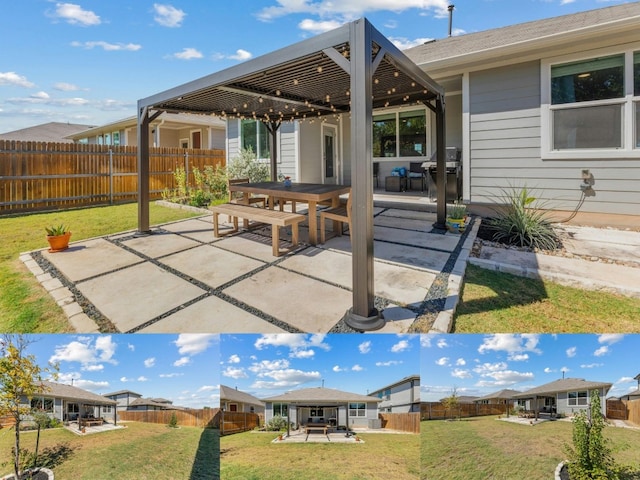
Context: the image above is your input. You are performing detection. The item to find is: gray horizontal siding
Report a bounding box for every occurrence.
[467,60,640,216]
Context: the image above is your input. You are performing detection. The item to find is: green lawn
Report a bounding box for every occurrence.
[0,422,219,480]
[220,431,420,480]
[453,264,640,332]
[0,203,200,332]
[421,417,640,480]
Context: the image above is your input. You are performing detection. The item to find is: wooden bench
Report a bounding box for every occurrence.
[210,203,306,257]
[80,418,103,427]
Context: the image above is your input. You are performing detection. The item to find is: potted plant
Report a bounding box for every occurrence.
[446,202,467,233]
[45,224,71,252]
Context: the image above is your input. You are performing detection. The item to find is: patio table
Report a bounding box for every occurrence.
[228,181,351,246]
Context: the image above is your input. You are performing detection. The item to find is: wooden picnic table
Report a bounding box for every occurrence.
[228,182,351,246]
[305,424,329,435]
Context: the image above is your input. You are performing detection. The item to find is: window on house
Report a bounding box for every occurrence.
[112,132,120,146]
[373,109,427,158]
[30,397,54,412]
[102,405,112,414]
[568,391,588,406]
[273,403,288,417]
[634,52,640,148]
[349,402,366,417]
[310,408,324,417]
[241,119,270,159]
[67,403,79,414]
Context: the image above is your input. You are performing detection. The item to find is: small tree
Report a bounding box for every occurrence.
[226,148,271,183]
[441,387,460,420]
[564,390,617,480]
[0,335,57,479]
[168,412,178,429]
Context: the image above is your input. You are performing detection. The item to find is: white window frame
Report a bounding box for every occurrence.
[240,119,270,161]
[541,44,640,159]
[348,402,366,417]
[568,391,588,406]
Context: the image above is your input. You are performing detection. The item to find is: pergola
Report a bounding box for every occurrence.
[136,18,446,331]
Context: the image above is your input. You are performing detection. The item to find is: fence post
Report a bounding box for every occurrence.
[109,148,114,205]
[184,151,189,194]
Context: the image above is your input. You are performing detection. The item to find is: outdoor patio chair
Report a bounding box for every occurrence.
[227,177,267,221]
[408,162,427,192]
[319,189,351,244]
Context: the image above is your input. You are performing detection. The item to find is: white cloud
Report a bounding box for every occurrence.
[81,364,104,372]
[375,360,402,367]
[170,48,203,60]
[255,334,307,350]
[478,334,541,356]
[173,356,191,367]
[473,362,508,375]
[475,370,534,387]
[249,359,290,374]
[251,368,321,390]
[389,36,435,50]
[391,340,410,353]
[0,72,35,88]
[222,367,248,379]
[544,367,554,373]
[53,3,101,26]
[128,344,135,351]
[290,349,315,359]
[70,41,141,51]
[561,366,570,373]
[616,376,635,384]
[566,347,577,358]
[333,365,343,372]
[451,368,472,379]
[421,335,433,348]
[137,376,148,382]
[49,336,117,368]
[455,358,466,366]
[598,334,624,345]
[358,341,371,354]
[198,385,216,392]
[159,373,183,378]
[153,3,186,27]
[594,346,609,357]
[229,49,252,61]
[53,82,80,92]
[508,353,529,362]
[298,18,344,34]
[228,354,241,364]
[437,338,448,349]
[174,334,216,356]
[435,357,449,366]
[144,357,155,368]
[580,363,603,369]
[257,0,450,23]
[352,364,363,372]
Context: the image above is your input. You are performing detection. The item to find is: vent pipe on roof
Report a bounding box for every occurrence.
[448,4,455,37]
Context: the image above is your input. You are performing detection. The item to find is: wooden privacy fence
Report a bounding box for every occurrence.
[0,140,225,214]
[117,408,219,428]
[378,412,420,434]
[421,402,508,420]
[607,398,640,425]
[220,411,261,436]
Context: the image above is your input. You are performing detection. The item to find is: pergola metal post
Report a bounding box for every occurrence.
[266,121,281,181]
[434,96,447,229]
[137,106,151,235]
[342,19,384,331]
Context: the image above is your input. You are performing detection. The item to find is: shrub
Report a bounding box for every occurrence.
[226,148,271,183]
[487,185,559,250]
[265,415,288,431]
[168,412,178,428]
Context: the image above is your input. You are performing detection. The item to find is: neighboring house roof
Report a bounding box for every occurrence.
[65,112,226,141]
[475,389,521,402]
[263,387,381,404]
[129,398,183,410]
[40,381,116,405]
[439,395,479,404]
[621,388,640,400]
[369,374,420,396]
[405,2,640,72]
[220,385,265,407]
[103,389,143,397]
[513,378,612,398]
[148,397,172,404]
[0,122,95,142]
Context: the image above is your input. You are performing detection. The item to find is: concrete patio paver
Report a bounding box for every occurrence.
[76,262,206,332]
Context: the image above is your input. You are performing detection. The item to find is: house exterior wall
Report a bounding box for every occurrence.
[555,387,608,416]
[105,392,142,411]
[373,378,421,413]
[264,401,377,428]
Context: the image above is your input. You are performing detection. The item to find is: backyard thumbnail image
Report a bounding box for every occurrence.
[0,333,220,480]
[219,333,420,480]
[420,333,640,480]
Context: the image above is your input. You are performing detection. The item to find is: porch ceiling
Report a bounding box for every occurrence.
[139,20,442,122]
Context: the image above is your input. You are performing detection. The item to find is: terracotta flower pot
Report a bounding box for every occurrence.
[46,231,71,252]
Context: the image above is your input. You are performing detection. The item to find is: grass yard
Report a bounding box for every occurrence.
[0,422,219,480]
[220,431,419,480]
[0,203,200,332]
[421,417,640,480]
[453,264,640,333]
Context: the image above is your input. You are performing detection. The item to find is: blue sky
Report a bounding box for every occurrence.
[219,334,419,399]
[10,333,219,409]
[0,0,632,133]
[421,334,640,402]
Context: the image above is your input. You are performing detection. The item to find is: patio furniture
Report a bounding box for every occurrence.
[373,162,379,188]
[227,178,267,222]
[408,162,427,192]
[305,424,329,435]
[385,175,407,192]
[227,181,351,246]
[210,203,306,257]
[319,189,351,244]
